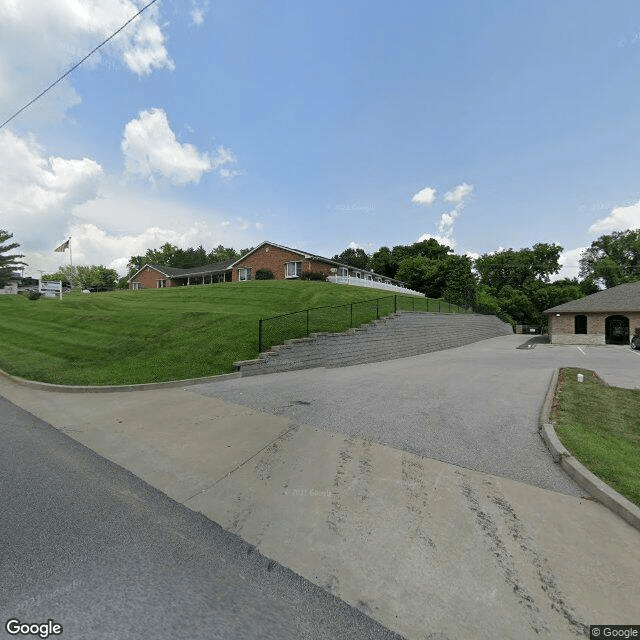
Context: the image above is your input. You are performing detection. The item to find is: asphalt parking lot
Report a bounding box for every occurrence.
[189,334,640,496]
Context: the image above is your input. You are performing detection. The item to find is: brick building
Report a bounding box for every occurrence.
[129,241,408,290]
[128,258,236,290]
[229,241,405,285]
[544,282,640,345]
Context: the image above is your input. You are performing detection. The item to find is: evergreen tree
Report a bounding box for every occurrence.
[0,230,26,288]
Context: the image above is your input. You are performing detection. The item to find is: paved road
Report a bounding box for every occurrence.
[0,396,402,640]
[189,334,640,496]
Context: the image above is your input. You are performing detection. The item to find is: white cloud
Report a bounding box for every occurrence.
[437,209,461,233]
[589,199,640,234]
[0,0,173,123]
[122,108,238,185]
[551,247,585,281]
[443,182,473,205]
[411,186,437,206]
[0,129,103,245]
[0,130,256,277]
[190,0,210,26]
[418,182,473,250]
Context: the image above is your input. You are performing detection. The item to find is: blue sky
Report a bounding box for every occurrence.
[2,0,640,278]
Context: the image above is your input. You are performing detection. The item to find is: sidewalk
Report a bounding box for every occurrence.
[1,368,639,639]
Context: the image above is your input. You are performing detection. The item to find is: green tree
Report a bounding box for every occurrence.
[75,265,119,290]
[0,230,26,288]
[529,278,584,313]
[396,254,476,304]
[126,243,252,277]
[368,246,396,278]
[440,255,477,306]
[579,229,640,289]
[332,247,370,270]
[391,238,451,264]
[369,239,452,279]
[43,265,74,287]
[395,256,430,292]
[45,265,118,290]
[475,243,562,293]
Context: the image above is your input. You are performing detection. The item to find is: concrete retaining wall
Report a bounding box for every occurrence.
[234,311,513,376]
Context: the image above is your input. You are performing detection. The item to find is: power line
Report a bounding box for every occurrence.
[0,0,160,130]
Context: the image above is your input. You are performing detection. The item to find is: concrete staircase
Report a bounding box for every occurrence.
[234,311,513,376]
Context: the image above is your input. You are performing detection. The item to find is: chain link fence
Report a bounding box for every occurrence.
[258,294,474,353]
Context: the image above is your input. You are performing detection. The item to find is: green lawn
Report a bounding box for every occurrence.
[0,281,465,385]
[553,367,640,507]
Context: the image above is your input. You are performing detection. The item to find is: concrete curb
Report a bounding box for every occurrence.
[539,368,640,532]
[0,368,240,393]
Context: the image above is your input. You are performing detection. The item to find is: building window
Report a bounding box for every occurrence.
[285,261,302,278]
[574,315,587,334]
[132,281,141,290]
[238,268,252,281]
[337,267,348,277]
[157,279,166,288]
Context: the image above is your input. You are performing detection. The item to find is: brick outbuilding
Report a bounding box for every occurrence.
[544,282,640,345]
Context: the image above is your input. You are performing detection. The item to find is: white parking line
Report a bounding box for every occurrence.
[576,346,586,354]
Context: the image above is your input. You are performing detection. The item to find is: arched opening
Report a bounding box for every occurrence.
[605,315,629,345]
[574,315,587,334]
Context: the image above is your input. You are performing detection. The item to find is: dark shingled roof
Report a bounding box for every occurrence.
[145,259,237,278]
[544,281,640,314]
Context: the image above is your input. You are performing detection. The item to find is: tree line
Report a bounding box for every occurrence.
[7,227,640,327]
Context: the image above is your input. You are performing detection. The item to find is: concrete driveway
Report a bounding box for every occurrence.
[1,334,639,639]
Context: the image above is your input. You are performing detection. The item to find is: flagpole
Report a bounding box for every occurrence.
[68,237,73,289]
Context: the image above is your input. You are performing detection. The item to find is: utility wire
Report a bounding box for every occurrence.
[0,0,160,130]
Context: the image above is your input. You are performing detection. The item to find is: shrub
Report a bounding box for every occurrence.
[19,290,42,300]
[255,269,275,280]
[299,271,327,281]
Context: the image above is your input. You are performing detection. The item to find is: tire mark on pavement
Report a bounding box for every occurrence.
[327,438,356,536]
[401,454,436,552]
[488,494,588,637]
[457,472,550,635]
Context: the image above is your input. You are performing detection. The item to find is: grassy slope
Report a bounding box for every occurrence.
[553,368,640,507]
[0,281,449,385]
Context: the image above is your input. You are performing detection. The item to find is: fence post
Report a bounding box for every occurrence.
[306,309,309,337]
[258,319,263,353]
[438,299,441,312]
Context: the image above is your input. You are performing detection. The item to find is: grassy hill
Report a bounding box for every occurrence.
[0,281,455,385]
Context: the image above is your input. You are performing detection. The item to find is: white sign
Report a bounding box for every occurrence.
[39,280,63,299]
[40,280,62,292]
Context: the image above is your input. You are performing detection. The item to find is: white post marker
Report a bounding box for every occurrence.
[577,373,584,383]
